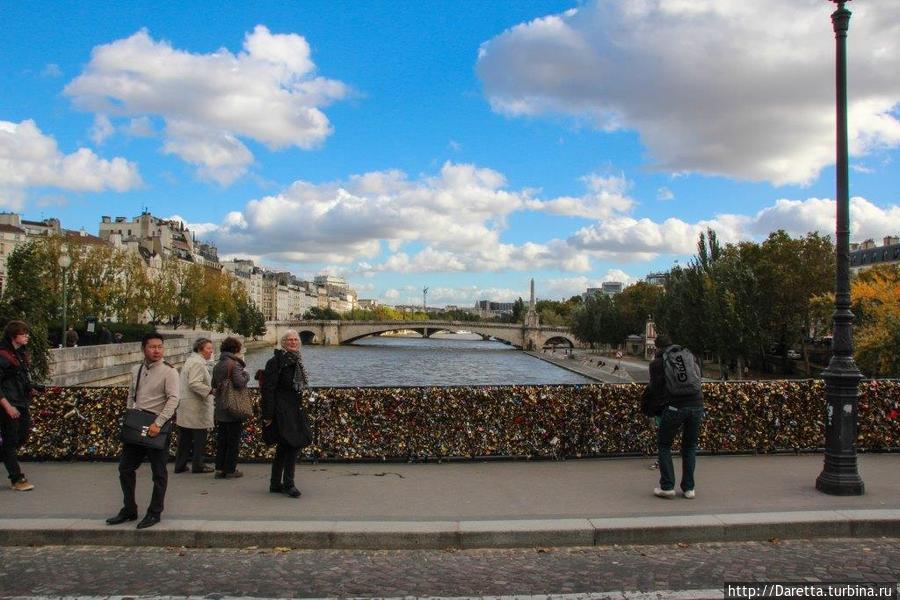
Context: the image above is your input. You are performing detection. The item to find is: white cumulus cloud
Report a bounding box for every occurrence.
[526,172,634,219]
[477,0,900,185]
[65,25,349,184]
[749,197,900,242]
[191,161,595,272]
[0,119,141,209]
[570,196,900,260]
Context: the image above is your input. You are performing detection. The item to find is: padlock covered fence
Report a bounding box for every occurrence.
[21,380,900,461]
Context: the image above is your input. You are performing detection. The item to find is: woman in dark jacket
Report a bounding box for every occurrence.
[261,329,312,498]
[211,337,249,479]
[0,320,37,491]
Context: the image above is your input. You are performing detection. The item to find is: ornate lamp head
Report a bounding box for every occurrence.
[57,246,72,269]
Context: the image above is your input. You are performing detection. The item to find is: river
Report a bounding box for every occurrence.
[242,333,592,387]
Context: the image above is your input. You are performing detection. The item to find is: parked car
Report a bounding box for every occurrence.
[787,349,801,360]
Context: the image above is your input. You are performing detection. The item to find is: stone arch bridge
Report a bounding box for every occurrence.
[264,320,581,350]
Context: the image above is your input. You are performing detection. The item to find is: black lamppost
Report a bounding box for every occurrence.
[816,0,864,496]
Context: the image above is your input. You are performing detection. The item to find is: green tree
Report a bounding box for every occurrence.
[304,306,342,320]
[755,231,834,373]
[144,258,181,325]
[511,297,526,323]
[0,241,54,379]
[615,281,663,337]
[570,294,618,347]
[234,296,267,338]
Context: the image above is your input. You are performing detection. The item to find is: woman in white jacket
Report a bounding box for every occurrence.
[174,338,215,473]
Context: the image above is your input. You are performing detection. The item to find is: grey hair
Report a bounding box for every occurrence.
[280,329,301,348]
[192,337,213,353]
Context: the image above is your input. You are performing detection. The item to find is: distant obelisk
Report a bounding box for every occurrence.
[525,278,539,328]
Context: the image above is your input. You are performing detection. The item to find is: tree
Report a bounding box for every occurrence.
[615,282,663,337]
[511,297,526,323]
[0,241,55,379]
[234,296,266,338]
[106,252,151,324]
[304,306,342,320]
[754,231,834,374]
[144,258,181,325]
[570,294,618,347]
[175,263,207,329]
[851,264,900,377]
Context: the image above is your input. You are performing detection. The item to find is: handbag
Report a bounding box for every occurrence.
[120,408,173,450]
[219,360,255,420]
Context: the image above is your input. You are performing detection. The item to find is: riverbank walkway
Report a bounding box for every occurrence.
[529,349,649,383]
[2,454,897,549]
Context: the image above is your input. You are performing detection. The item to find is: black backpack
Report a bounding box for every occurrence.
[662,345,702,396]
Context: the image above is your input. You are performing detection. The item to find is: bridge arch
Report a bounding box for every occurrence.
[342,325,519,348]
[542,335,575,349]
[299,330,318,345]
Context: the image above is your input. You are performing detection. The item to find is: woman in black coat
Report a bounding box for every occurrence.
[261,329,312,498]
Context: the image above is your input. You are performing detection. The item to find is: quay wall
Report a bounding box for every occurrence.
[47,330,250,386]
[21,380,900,461]
[47,338,194,387]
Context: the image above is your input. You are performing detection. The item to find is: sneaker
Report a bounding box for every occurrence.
[683,489,696,499]
[11,478,34,491]
[653,487,675,499]
[228,470,244,479]
[648,461,659,470]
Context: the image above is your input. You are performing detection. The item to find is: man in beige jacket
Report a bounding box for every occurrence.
[107,332,179,530]
[174,338,216,474]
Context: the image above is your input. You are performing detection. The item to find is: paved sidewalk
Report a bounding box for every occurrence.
[528,350,638,383]
[1,454,898,549]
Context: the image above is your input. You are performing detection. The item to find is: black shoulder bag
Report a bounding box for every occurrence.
[119,363,174,449]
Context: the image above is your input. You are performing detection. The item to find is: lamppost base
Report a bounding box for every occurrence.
[816,455,865,496]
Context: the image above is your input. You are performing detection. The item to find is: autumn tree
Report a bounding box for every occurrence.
[851,264,900,377]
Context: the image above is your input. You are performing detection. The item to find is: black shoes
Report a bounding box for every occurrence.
[215,470,244,479]
[270,482,300,497]
[106,512,137,526]
[177,465,214,474]
[136,514,161,529]
[108,512,159,529]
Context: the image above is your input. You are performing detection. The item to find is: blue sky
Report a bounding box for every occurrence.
[2,1,899,306]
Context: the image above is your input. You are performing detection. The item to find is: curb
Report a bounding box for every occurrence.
[1,510,898,550]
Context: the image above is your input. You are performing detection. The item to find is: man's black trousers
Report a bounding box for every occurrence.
[117,440,168,518]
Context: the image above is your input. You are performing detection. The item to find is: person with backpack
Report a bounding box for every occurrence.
[644,334,704,499]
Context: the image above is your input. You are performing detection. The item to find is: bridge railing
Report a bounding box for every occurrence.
[21,380,900,461]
